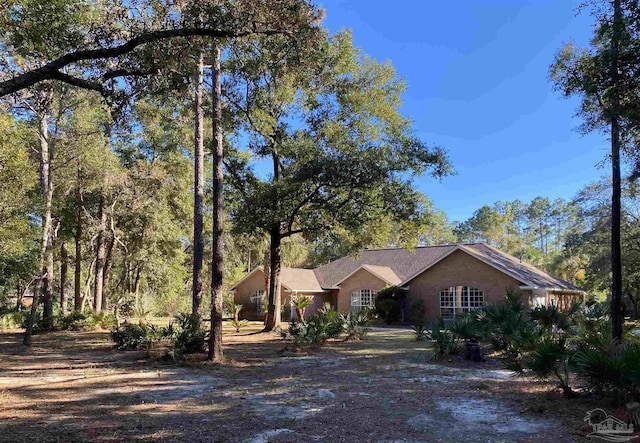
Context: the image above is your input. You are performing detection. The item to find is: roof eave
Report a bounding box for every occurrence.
[229,266,264,291]
[519,285,585,295]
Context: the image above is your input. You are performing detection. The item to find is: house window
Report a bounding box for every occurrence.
[439,286,484,319]
[532,290,547,307]
[350,289,375,312]
[250,290,266,315]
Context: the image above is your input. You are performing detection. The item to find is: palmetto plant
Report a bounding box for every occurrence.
[529,302,581,335]
[291,295,314,323]
[428,318,458,358]
[509,336,575,398]
[133,303,152,325]
[231,304,244,322]
[281,303,343,348]
[340,310,370,341]
[477,299,527,353]
[573,340,640,402]
[231,318,249,333]
[448,312,485,343]
[230,304,248,333]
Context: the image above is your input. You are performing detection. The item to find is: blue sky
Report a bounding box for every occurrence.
[317,0,610,222]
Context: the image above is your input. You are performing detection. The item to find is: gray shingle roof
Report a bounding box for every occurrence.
[314,244,458,288]
[460,243,582,291]
[233,243,583,293]
[313,243,582,292]
[280,268,325,292]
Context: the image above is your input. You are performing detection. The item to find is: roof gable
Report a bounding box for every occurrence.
[230,266,325,292]
[461,243,582,291]
[332,264,401,287]
[314,244,457,288]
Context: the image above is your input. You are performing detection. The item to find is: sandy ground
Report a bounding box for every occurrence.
[0,323,604,442]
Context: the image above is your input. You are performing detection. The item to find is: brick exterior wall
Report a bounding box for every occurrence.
[337,268,389,312]
[233,269,332,320]
[233,269,290,320]
[232,250,579,323]
[407,249,523,323]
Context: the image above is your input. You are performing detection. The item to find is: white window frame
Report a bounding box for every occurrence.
[439,286,484,320]
[532,289,548,307]
[250,290,266,315]
[350,289,375,312]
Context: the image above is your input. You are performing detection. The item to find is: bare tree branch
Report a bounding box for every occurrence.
[0,26,286,97]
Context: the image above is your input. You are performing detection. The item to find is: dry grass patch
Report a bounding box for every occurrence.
[0,323,619,442]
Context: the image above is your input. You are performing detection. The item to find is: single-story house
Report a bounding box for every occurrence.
[230,242,584,323]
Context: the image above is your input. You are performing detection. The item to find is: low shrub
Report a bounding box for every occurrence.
[448,313,485,343]
[59,311,89,331]
[90,312,117,329]
[374,286,408,324]
[0,311,28,329]
[340,310,370,341]
[509,335,574,398]
[428,319,458,358]
[111,323,155,350]
[573,340,640,403]
[467,289,529,354]
[170,313,207,360]
[408,299,426,326]
[231,318,249,333]
[59,311,116,331]
[281,303,343,349]
[412,324,429,341]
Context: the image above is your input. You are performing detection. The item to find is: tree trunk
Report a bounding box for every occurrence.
[60,241,68,316]
[134,266,141,306]
[264,226,282,332]
[24,92,53,346]
[81,256,96,312]
[102,236,116,311]
[94,193,107,313]
[262,248,270,324]
[611,0,624,342]
[15,283,23,310]
[42,234,54,328]
[74,192,82,311]
[192,52,205,318]
[208,41,224,362]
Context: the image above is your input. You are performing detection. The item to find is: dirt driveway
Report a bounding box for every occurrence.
[0,324,596,442]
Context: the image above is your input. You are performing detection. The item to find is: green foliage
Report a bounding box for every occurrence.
[133,303,153,324]
[407,298,426,326]
[231,304,244,321]
[231,318,249,333]
[478,291,530,354]
[281,303,343,348]
[226,30,452,288]
[340,310,370,341]
[291,294,314,322]
[111,323,155,351]
[529,303,581,334]
[59,311,89,331]
[169,313,207,360]
[573,340,640,402]
[291,295,314,310]
[448,313,485,342]
[428,318,458,358]
[0,310,28,329]
[374,286,408,324]
[509,336,574,397]
[412,324,429,342]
